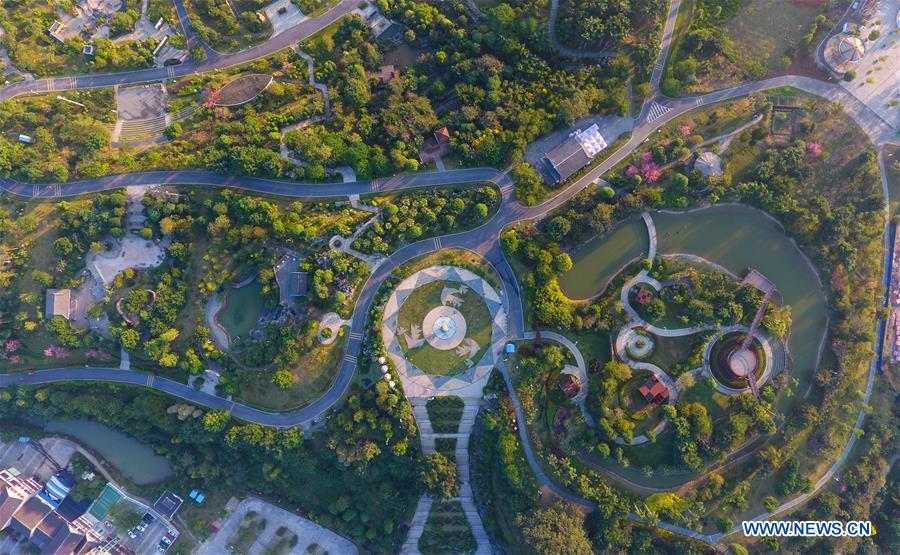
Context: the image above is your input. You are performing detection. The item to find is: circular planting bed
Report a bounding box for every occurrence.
[709,331,766,389]
[625,329,655,360]
[395,280,492,376]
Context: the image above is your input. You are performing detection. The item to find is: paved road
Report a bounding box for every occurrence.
[0,0,359,103]
[0,168,500,199]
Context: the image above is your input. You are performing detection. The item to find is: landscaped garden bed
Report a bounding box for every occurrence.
[418,501,476,555]
[427,396,464,433]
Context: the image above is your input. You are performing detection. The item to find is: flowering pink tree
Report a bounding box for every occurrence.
[9,355,23,364]
[43,345,71,358]
[5,339,21,353]
[807,142,822,157]
[641,162,662,183]
[680,125,692,136]
[626,165,640,177]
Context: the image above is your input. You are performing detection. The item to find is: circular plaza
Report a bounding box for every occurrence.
[382,266,507,396]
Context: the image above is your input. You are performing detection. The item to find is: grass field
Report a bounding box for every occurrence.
[397,281,492,376]
[666,0,836,94]
[236,334,346,411]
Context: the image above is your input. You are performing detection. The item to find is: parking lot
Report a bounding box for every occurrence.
[120,508,178,555]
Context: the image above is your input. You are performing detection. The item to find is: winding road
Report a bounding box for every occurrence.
[1,0,897,546]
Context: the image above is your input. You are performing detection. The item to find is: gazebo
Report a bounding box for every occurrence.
[824,34,865,74]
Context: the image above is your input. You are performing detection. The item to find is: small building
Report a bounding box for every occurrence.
[694,151,723,177]
[18,134,34,144]
[45,289,72,320]
[81,44,94,56]
[152,491,183,520]
[48,21,65,43]
[559,374,581,398]
[369,64,400,85]
[635,288,654,304]
[434,127,451,145]
[824,34,865,73]
[638,376,669,405]
[540,124,608,185]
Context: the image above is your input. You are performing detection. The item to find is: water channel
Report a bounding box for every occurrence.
[43,419,173,485]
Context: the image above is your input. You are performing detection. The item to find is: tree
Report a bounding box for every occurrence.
[202,409,231,433]
[272,369,296,390]
[511,162,546,206]
[518,500,592,555]
[553,253,572,274]
[119,328,139,350]
[108,504,141,530]
[419,453,459,499]
[547,216,571,241]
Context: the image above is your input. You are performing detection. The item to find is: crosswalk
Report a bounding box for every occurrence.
[343,354,357,366]
[167,65,176,79]
[646,101,671,122]
[349,331,362,341]
[146,374,155,387]
[695,96,704,106]
[371,179,381,191]
[433,236,442,250]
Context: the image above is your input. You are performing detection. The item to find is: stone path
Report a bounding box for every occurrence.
[403,398,490,555]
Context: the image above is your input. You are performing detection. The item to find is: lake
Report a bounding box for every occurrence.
[44,419,173,485]
[558,217,649,300]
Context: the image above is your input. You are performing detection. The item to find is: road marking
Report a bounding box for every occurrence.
[46,80,54,92]
[167,66,175,79]
[344,354,357,365]
[500,183,514,195]
[433,237,442,250]
[646,101,671,123]
[371,179,380,191]
[350,332,362,341]
[695,97,704,106]
[146,375,155,387]
[54,184,61,197]
[32,185,38,198]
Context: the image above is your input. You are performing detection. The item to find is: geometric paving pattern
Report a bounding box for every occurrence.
[382,266,507,398]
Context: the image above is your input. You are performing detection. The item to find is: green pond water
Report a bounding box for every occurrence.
[43,419,173,485]
[558,218,649,299]
[218,280,264,339]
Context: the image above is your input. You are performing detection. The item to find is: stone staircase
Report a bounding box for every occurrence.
[402,397,491,554]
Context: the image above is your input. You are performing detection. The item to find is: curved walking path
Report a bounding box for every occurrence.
[521,330,593,427]
[0,0,896,544]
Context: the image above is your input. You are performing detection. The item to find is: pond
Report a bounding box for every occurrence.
[558,218,649,300]
[652,205,828,385]
[218,280,264,340]
[43,419,173,485]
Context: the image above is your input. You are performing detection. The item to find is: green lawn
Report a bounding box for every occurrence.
[397,281,493,376]
[218,280,264,340]
[236,334,346,412]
